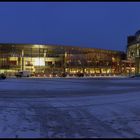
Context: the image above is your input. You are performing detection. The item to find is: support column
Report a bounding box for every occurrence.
[21,49,24,71]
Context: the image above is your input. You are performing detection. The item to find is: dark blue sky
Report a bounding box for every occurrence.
[0,2,140,51]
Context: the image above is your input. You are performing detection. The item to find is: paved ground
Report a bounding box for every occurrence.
[0,77,140,138]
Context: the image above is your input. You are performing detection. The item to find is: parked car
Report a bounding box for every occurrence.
[34,73,46,77]
[130,74,140,78]
[15,71,31,78]
[76,72,84,77]
[60,72,67,77]
[0,73,6,79]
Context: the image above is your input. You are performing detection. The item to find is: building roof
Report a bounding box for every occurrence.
[135,30,140,37]
[0,42,125,54]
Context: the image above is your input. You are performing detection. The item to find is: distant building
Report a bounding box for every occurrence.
[127,30,140,74]
[0,42,134,77]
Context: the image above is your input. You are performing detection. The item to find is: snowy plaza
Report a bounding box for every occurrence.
[0,77,140,138]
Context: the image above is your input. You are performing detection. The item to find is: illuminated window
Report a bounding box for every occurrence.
[34,58,45,66]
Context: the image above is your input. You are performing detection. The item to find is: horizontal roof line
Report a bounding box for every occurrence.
[0,42,125,53]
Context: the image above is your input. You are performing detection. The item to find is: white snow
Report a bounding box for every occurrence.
[0,77,139,138]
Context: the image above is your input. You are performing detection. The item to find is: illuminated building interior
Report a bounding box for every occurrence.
[0,43,135,77]
[127,30,140,75]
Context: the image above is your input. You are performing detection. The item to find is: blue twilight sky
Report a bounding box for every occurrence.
[0,2,139,52]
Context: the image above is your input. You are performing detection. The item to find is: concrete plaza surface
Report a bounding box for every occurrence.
[0,77,140,138]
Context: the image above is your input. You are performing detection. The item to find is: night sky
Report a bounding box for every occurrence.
[0,2,140,52]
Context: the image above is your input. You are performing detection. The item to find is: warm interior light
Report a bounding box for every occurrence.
[34,58,45,66]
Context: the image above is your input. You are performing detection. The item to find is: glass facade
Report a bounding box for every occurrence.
[127,30,140,74]
[0,43,132,77]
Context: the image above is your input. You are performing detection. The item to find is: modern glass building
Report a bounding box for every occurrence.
[0,43,134,77]
[127,30,140,74]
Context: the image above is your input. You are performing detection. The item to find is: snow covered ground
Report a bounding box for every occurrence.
[0,77,140,138]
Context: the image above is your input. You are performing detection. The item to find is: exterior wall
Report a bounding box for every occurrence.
[0,43,129,77]
[127,30,140,75]
[65,47,127,76]
[0,44,65,77]
[127,44,139,74]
